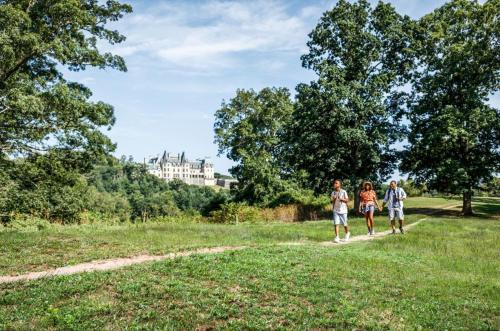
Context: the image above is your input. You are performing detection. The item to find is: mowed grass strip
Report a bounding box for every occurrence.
[0,215,498,330]
[0,197,459,276]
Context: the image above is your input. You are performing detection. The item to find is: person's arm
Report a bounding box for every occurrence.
[339,191,348,203]
[382,189,388,207]
[374,193,383,211]
[399,188,407,200]
[330,192,336,203]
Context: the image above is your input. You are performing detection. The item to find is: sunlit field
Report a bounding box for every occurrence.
[1,197,498,330]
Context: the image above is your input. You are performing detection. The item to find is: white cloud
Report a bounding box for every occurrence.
[106,0,323,73]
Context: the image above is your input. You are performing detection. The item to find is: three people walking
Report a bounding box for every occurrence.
[331,179,407,242]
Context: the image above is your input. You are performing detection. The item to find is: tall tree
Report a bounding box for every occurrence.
[0,0,132,161]
[401,0,500,215]
[285,0,414,201]
[214,87,294,205]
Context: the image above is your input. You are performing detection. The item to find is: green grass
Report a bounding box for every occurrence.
[0,197,498,330]
[0,197,459,276]
[0,214,429,276]
[1,215,498,330]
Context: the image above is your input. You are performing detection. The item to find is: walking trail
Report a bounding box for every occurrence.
[0,203,458,284]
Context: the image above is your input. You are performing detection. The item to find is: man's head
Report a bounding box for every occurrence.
[390,180,397,189]
[334,179,342,190]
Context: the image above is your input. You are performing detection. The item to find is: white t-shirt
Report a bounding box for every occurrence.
[331,189,348,214]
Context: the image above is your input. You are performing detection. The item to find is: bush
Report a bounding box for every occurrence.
[0,215,55,232]
[267,187,329,209]
[209,200,331,224]
[152,211,204,223]
[209,202,261,224]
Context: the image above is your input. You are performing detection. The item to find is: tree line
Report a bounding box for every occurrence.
[1,153,230,223]
[214,0,499,215]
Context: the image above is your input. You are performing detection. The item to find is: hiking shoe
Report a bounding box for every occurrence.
[334,236,340,243]
[344,232,350,242]
[399,227,405,234]
[392,229,396,235]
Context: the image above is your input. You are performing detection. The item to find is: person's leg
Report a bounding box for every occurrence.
[365,211,371,234]
[333,212,340,242]
[398,209,405,233]
[389,208,396,233]
[368,207,375,234]
[341,214,349,240]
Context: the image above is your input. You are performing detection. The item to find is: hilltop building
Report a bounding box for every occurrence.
[145,151,215,186]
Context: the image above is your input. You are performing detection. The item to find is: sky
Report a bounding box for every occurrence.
[64,0,497,177]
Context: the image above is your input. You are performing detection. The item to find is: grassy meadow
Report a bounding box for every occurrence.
[0,197,498,330]
[1,197,456,276]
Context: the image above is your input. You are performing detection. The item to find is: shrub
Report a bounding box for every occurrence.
[209,202,261,224]
[0,215,55,232]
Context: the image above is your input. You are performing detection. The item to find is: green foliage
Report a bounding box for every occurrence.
[0,150,93,222]
[397,179,427,197]
[0,0,131,160]
[209,202,261,224]
[214,87,294,205]
[401,0,500,214]
[87,157,227,222]
[85,187,131,222]
[285,0,413,195]
[267,186,329,209]
[479,177,500,197]
[0,0,133,222]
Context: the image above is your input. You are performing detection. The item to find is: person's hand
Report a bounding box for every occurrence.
[378,206,383,212]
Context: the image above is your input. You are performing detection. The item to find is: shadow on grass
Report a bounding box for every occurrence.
[473,197,500,204]
[471,203,500,218]
[405,205,499,220]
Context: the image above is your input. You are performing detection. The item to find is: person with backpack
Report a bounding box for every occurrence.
[383,180,407,234]
[331,179,350,243]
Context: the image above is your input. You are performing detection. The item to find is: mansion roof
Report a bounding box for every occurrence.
[146,151,213,169]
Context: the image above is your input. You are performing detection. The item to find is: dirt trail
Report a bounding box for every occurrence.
[0,204,459,285]
[0,246,247,284]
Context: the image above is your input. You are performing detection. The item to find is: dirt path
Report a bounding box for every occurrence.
[0,246,248,284]
[0,204,459,285]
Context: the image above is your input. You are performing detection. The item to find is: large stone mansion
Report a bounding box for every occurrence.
[145,151,215,186]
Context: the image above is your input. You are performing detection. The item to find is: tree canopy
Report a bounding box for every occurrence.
[401,0,500,214]
[285,0,414,195]
[0,0,131,161]
[214,87,294,205]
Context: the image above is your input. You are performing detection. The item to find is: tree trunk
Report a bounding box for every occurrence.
[353,179,363,215]
[354,189,361,215]
[462,190,473,215]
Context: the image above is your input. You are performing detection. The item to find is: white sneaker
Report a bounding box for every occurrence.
[344,232,350,242]
[334,236,340,243]
[367,231,371,236]
[372,229,376,235]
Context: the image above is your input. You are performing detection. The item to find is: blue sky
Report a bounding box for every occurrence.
[64,0,496,176]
